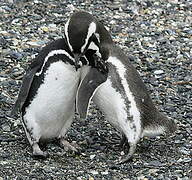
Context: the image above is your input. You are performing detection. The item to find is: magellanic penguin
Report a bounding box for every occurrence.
[64,11,113,66]
[77,44,177,164]
[11,38,88,157]
[64,11,114,114]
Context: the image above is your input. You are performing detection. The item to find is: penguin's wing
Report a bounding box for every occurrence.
[11,38,69,116]
[76,68,107,119]
[10,65,39,116]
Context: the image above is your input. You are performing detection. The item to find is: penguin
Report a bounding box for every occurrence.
[11,10,112,157]
[64,11,112,69]
[77,44,177,164]
[64,11,113,114]
[66,11,177,163]
[11,38,88,157]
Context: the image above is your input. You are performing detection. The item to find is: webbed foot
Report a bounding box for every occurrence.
[60,139,81,153]
[32,143,48,158]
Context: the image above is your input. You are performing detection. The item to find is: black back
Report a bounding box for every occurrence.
[108,44,175,130]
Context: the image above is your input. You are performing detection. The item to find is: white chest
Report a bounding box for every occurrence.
[92,78,128,132]
[24,61,80,138]
[92,57,142,143]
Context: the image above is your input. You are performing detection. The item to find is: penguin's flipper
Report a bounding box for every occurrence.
[11,66,39,116]
[76,68,107,119]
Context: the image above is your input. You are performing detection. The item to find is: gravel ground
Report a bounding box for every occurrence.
[0,0,192,179]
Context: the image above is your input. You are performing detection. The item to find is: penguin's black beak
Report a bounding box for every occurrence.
[74,54,82,71]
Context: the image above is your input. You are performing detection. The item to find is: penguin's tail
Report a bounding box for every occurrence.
[157,112,177,136]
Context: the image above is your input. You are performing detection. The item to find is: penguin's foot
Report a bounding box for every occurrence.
[60,139,81,153]
[32,143,48,158]
[117,144,136,165]
[117,154,133,165]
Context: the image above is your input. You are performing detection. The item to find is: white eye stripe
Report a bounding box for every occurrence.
[88,42,101,58]
[64,20,73,52]
[81,22,96,53]
[82,55,89,65]
[95,33,100,43]
[36,50,74,76]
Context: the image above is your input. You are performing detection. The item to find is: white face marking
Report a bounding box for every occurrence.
[79,61,83,67]
[95,33,100,43]
[36,49,74,76]
[108,57,142,143]
[88,42,101,58]
[64,20,73,52]
[82,55,89,65]
[24,61,80,139]
[81,22,96,53]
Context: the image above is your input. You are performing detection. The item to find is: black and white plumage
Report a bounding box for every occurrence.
[65,11,113,116]
[11,38,90,157]
[78,42,177,164]
[64,11,112,69]
[65,11,176,163]
[11,11,111,157]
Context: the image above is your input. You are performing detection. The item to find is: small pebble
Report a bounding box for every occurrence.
[101,170,108,175]
[90,170,99,175]
[90,154,96,160]
[154,70,164,75]
[0,0,191,179]
[2,124,10,132]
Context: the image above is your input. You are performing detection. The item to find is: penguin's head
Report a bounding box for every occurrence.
[64,11,102,69]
